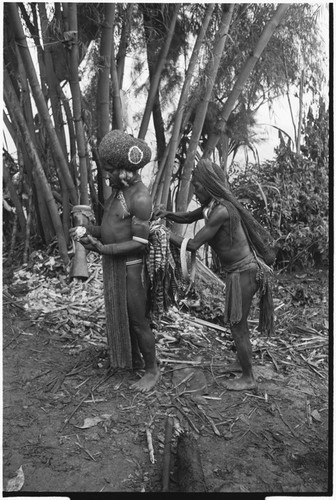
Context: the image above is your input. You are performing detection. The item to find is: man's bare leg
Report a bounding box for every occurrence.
[225,326,256,391]
[127,264,160,392]
[129,333,145,370]
[130,331,160,392]
[225,269,258,391]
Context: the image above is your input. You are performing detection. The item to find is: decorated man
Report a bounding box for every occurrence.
[71,130,160,393]
[155,159,275,391]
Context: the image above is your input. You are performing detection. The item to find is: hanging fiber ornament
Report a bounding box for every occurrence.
[98,130,152,171]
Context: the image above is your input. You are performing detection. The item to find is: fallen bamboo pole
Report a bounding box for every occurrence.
[176,431,206,492]
[162,416,174,492]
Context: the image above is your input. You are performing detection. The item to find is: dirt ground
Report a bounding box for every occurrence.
[2,267,331,497]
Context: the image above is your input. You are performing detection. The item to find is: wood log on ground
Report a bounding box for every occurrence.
[176,431,207,492]
[162,416,174,492]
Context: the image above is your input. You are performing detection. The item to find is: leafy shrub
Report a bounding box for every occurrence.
[230,103,329,270]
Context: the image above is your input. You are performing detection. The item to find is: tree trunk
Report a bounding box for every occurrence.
[23,186,33,264]
[4,68,69,265]
[8,2,78,206]
[111,29,123,130]
[58,85,77,183]
[68,3,89,206]
[4,104,55,245]
[173,5,234,219]
[3,162,26,233]
[138,4,181,140]
[158,3,216,208]
[97,3,115,206]
[296,70,304,153]
[39,3,68,156]
[116,4,133,89]
[15,47,37,153]
[203,4,290,158]
[39,2,71,244]
[176,432,206,492]
[151,105,194,203]
[19,2,48,100]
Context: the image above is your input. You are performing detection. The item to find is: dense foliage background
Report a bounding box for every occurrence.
[3,2,329,272]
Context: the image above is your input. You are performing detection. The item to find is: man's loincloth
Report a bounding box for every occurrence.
[223,253,274,336]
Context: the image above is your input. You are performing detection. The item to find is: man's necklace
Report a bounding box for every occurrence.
[202,199,218,221]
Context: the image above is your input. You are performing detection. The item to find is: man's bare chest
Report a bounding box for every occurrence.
[105,191,132,220]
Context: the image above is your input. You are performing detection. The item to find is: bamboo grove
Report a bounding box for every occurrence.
[3,3,327,265]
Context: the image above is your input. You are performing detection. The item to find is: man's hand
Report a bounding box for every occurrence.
[79,234,105,254]
[69,227,79,240]
[153,204,169,219]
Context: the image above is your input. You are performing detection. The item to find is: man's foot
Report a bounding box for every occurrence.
[132,358,145,371]
[218,361,242,374]
[225,376,256,391]
[130,368,160,393]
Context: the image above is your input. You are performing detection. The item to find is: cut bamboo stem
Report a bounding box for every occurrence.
[146,428,155,464]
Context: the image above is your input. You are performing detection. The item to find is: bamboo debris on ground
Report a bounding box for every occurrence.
[197,405,221,436]
[275,402,298,438]
[173,402,200,435]
[4,250,329,423]
[186,316,229,333]
[61,370,116,431]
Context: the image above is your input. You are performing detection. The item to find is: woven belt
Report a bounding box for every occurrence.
[126,258,143,266]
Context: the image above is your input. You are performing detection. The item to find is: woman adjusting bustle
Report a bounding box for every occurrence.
[70,130,160,393]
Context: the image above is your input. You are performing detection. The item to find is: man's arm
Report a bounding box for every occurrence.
[83,193,152,256]
[85,225,101,238]
[170,205,228,251]
[156,206,204,224]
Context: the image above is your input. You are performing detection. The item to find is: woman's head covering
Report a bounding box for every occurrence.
[99,130,152,172]
[193,159,275,265]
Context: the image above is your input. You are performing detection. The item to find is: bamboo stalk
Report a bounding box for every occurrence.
[138,4,181,140]
[9,212,19,262]
[23,186,33,264]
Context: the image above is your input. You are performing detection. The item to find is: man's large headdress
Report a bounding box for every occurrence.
[99,130,152,172]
